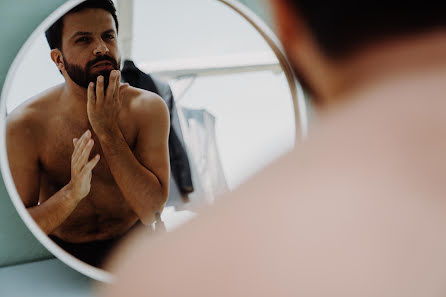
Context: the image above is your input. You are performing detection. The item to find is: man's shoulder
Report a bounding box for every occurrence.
[7,84,63,127]
[8,85,61,120]
[122,85,169,118]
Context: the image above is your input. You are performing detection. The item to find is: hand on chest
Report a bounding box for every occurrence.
[41,126,112,182]
[39,113,137,184]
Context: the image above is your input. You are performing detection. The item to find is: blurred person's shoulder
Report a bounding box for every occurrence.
[99,68,446,297]
[288,67,446,206]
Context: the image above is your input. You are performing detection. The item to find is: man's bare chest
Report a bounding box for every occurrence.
[38,116,136,187]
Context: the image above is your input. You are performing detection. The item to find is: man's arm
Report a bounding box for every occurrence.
[7,114,99,234]
[87,71,170,225]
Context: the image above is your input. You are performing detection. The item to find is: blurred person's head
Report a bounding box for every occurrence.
[270,0,446,105]
[45,0,120,90]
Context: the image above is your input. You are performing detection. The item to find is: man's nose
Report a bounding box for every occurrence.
[93,40,109,56]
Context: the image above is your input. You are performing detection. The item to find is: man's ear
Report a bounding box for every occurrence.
[269,0,306,56]
[50,49,64,72]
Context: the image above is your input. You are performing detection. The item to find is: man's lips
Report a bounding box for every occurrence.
[92,62,113,69]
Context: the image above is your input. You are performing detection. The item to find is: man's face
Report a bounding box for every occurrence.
[60,8,120,89]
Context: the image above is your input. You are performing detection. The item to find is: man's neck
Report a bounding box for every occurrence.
[319,30,446,108]
[62,79,88,101]
[59,80,90,122]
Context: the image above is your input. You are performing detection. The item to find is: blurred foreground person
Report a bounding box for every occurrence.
[100,0,446,296]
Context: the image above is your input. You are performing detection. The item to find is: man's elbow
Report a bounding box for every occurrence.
[156,177,169,209]
[140,186,169,226]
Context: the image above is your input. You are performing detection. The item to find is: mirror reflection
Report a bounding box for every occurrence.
[4,0,296,270]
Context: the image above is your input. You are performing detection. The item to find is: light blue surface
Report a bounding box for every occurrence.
[0,259,94,297]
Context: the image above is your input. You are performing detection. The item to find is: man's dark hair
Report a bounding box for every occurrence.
[289,1,446,59]
[45,0,118,51]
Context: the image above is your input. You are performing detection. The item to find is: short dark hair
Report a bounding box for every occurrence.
[45,0,119,50]
[289,1,446,59]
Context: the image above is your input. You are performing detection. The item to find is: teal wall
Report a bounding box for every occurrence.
[0,0,67,267]
[239,0,273,27]
[0,0,273,267]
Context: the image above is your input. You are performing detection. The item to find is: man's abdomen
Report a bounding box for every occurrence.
[50,179,139,243]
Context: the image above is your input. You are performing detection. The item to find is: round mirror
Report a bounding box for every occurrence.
[0,0,307,282]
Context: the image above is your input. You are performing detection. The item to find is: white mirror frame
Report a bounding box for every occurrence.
[0,0,307,283]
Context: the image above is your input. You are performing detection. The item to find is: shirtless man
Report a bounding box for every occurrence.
[101,0,446,296]
[6,0,170,266]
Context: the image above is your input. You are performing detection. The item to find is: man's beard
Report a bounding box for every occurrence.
[63,54,120,90]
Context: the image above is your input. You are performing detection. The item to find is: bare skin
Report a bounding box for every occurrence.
[99,0,446,296]
[6,8,170,243]
[7,79,169,242]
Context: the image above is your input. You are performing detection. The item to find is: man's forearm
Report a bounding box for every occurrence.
[27,183,80,235]
[97,127,168,225]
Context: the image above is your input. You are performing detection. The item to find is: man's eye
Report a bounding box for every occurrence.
[105,34,115,40]
[76,37,90,43]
